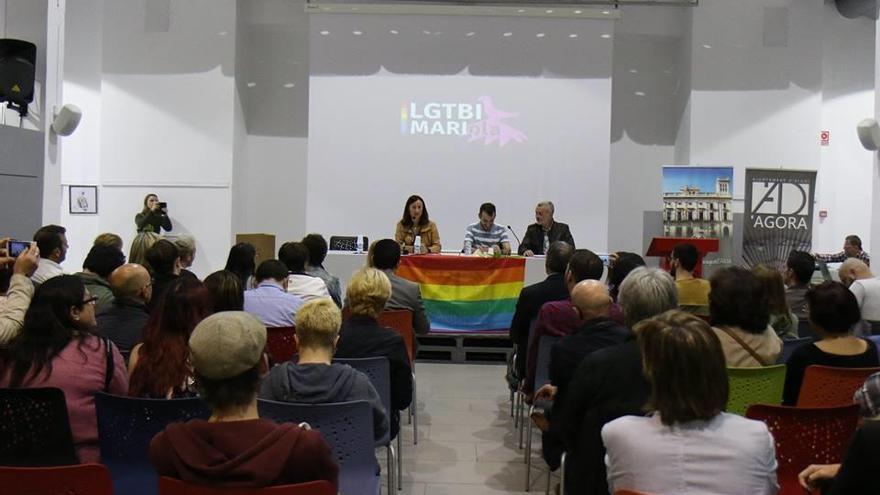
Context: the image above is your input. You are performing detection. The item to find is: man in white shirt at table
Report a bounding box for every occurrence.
[463,202,511,255]
[278,242,331,302]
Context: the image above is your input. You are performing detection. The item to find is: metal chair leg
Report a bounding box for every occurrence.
[560,452,566,495]
[545,464,552,495]
[514,392,520,428]
[412,372,418,445]
[518,395,526,450]
[386,444,396,494]
[525,405,534,490]
[397,433,402,490]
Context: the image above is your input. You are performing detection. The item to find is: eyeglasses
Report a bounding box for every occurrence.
[82,296,99,306]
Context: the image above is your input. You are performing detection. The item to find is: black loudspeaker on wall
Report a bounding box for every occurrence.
[0,39,37,117]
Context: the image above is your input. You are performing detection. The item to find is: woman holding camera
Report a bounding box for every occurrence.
[135,193,173,234]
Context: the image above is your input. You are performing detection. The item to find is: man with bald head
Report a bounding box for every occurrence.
[839,258,880,332]
[547,280,631,397]
[97,263,153,357]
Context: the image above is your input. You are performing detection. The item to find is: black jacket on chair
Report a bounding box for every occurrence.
[335,315,413,439]
[509,272,569,378]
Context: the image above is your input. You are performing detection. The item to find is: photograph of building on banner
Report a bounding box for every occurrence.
[743,168,816,269]
[662,166,734,266]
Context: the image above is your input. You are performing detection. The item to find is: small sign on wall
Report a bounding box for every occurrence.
[69,185,98,214]
[820,130,830,146]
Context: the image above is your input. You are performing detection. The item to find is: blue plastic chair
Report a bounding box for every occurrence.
[516,317,539,449]
[778,337,814,364]
[525,334,560,490]
[258,399,381,495]
[0,387,78,467]
[95,393,211,495]
[334,357,397,491]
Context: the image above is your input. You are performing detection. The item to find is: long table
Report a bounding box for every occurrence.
[324,252,547,333]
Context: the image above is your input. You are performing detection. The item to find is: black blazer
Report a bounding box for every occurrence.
[335,315,413,438]
[829,420,880,495]
[546,339,650,495]
[549,318,632,398]
[509,273,569,377]
[517,222,575,255]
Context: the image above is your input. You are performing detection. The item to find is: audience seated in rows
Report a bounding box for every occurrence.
[508,241,573,379]
[302,233,343,308]
[93,232,124,252]
[799,372,880,494]
[336,267,413,439]
[0,240,39,343]
[671,242,710,316]
[259,299,389,442]
[204,269,245,312]
[173,235,200,283]
[371,239,431,336]
[0,275,129,462]
[523,249,604,395]
[542,267,677,494]
[128,278,211,398]
[602,310,778,494]
[782,281,879,405]
[710,266,782,367]
[224,242,257,290]
[244,260,304,328]
[839,258,880,331]
[278,242,331,302]
[784,250,815,321]
[97,263,152,356]
[75,244,126,315]
[151,311,338,490]
[145,239,182,312]
[31,224,68,285]
[129,230,160,268]
[606,252,646,323]
[753,264,799,340]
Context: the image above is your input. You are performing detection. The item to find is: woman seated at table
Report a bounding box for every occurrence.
[395,195,441,254]
[782,281,879,405]
[602,310,778,494]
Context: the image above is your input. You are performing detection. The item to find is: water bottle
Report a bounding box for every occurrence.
[414,235,422,255]
[356,235,364,254]
[543,233,550,255]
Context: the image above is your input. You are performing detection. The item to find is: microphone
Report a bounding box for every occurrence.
[506,225,522,246]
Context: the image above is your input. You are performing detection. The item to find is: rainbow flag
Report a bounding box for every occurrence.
[397,255,526,333]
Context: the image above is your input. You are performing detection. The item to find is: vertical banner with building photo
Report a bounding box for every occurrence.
[662,166,734,265]
[743,168,816,268]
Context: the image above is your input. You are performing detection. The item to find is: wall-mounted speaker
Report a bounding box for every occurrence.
[835,0,879,19]
[51,104,82,136]
[856,118,880,151]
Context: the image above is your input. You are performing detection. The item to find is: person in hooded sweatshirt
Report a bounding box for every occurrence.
[149,311,338,489]
[259,298,390,442]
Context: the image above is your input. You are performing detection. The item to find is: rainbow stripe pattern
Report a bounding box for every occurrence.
[397,255,526,333]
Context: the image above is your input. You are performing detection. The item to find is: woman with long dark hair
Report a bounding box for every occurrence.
[0,275,129,462]
[203,269,244,312]
[128,278,212,398]
[394,195,441,254]
[224,242,257,290]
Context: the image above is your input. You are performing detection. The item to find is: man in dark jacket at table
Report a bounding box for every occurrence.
[517,201,575,256]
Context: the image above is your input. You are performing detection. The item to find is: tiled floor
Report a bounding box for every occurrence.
[383,362,555,495]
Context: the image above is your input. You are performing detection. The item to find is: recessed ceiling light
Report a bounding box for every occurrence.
[602,10,610,14]
[601,34,611,39]
[536,33,545,38]
[246,82,256,88]
[629,69,638,74]
[466,32,475,37]
[517,8,525,13]
[217,31,228,36]
[635,91,646,96]
[423,30,431,35]
[283,82,295,88]
[503,32,513,37]
[353,30,363,35]
[569,34,579,38]
[702,44,712,49]
[389,30,399,34]
[545,9,554,13]
[574,10,582,14]
[319,30,330,36]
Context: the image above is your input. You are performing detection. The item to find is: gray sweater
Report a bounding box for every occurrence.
[259,362,389,442]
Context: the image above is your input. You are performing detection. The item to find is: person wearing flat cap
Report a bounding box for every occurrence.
[149,311,338,489]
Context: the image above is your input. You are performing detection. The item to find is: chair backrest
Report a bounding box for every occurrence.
[534,335,560,391]
[614,490,656,495]
[746,404,859,494]
[378,310,415,365]
[95,393,211,495]
[726,365,786,415]
[257,400,378,495]
[265,326,298,365]
[0,463,113,495]
[796,365,880,407]
[158,477,336,495]
[0,387,77,466]
[328,236,369,252]
[333,356,392,444]
[777,337,813,364]
[797,319,815,339]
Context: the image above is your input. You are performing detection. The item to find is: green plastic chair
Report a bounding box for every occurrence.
[726,365,786,415]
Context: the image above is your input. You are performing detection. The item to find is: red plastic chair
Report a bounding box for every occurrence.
[746,403,860,495]
[0,463,113,495]
[614,490,656,495]
[378,309,415,365]
[159,477,336,494]
[265,326,297,365]
[796,365,880,407]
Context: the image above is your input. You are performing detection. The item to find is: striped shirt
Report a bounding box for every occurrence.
[463,222,509,253]
[815,250,871,266]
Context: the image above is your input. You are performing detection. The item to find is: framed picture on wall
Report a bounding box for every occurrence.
[69,185,98,214]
